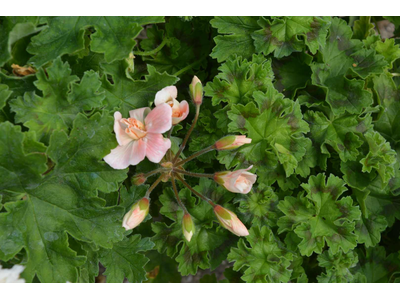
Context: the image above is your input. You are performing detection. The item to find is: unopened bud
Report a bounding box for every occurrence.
[182,213,195,242]
[122,198,149,230]
[132,173,146,185]
[214,166,257,194]
[214,135,252,151]
[214,205,249,236]
[189,76,203,105]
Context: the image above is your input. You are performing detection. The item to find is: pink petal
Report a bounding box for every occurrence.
[145,103,172,134]
[154,86,177,106]
[144,133,171,163]
[104,140,146,169]
[129,107,150,123]
[113,112,133,146]
[172,100,189,125]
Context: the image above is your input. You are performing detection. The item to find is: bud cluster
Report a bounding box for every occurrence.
[116,76,257,241]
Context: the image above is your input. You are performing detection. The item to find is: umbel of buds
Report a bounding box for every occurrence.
[122,198,150,230]
[182,213,195,242]
[104,75,256,240]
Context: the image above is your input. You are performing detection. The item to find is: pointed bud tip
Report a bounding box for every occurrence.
[215,135,252,150]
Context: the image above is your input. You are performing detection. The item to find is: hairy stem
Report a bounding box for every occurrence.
[173,55,208,77]
[143,168,164,178]
[171,174,188,214]
[172,105,200,164]
[174,145,214,167]
[134,38,169,56]
[145,174,164,198]
[173,168,214,178]
[175,173,216,207]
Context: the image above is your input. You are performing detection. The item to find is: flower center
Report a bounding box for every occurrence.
[121,118,147,140]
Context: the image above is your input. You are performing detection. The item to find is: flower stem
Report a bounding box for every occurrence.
[134,38,169,56]
[173,55,208,77]
[172,105,200,164]
[174,145,214,167]
[171,174,188,214]
[145,174,164,198]
[175,173,216,207]
[173,168,214,179]
[143,168,163,178]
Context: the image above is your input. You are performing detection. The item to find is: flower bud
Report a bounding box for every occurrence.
[122,198,149,230]
[214,205,249,236]
[182,213,195,242]
[189,76,203,105]
[132,173,146,185]
[214,135,252,151]
[214,166,257,194]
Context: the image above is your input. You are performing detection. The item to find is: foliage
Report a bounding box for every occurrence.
[1,16,400,283]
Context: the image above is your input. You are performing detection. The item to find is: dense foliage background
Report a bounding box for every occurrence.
[1,16,400,283]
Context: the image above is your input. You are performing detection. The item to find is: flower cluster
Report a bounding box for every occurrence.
[104,76,256,241]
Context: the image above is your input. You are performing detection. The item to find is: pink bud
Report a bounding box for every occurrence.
[122,198,150,230]
[214,166,257,194]
[132,173,146,185]
[214,205,249,236]
[182,213,195,242]
[189,76,203,105]
[214,135,252,150]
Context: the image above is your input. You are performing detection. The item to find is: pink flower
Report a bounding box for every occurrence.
[122,198,150,230]
[214,166,257,194]
[104,104,172,169]
[214,205,249,236]
[155,86,189,125]
[214,135,252,150]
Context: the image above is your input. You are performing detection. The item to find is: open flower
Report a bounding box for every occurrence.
[155,86,189,125]
[122,198,150,230]
[214,166,257,194]
[214,205,249,236]
[104,104,172,169]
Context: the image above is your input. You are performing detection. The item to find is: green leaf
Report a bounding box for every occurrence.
[225,86,311,186]
[28,16,164,67]
[10,57,105,143]
[354,246,400,282]
[252,16,331,58]
[373,72,400,144]
[360,131,397,185]
[278,173,361,256]
[305,110,373,162]
[47,112,128,197]
[352,17,375,40]
[238,186,281,227]
[139,17,213,75]
[0,84,13,113]
[210,17,260,62]
[228,226,294,283]
[100,60,178,112]
[204,54,274,106]
[311,18,385,115]
[317,249,360,283]
[0,16,40,66]
[273,52,312,98]
[99,235,154,283]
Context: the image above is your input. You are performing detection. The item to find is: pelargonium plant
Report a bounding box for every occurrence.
[1,16,400,284]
